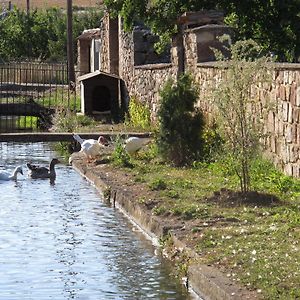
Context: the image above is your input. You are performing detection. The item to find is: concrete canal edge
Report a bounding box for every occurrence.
[71,155,260,300]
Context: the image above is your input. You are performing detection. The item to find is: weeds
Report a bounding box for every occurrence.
[125,97,152,130]
[148,178,167,191]
[51,108,96,132]
[111,135,133,168]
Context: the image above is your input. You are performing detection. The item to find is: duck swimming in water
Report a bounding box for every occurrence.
[27,158,60,179]
[0,166,23,181]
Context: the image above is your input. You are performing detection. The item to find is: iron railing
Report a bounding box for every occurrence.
[0,62,79,132]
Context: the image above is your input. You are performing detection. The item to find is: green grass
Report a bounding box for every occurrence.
[111,147,300,299]
[18,116,38,129]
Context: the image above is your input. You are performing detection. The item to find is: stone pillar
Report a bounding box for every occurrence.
[108,18,119,76]
[172,26,185,78]
[77,39,90,75]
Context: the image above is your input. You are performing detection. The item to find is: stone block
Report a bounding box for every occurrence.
[288,145,298,163]
[282,102,289,122]
[284,164,292,176]
[288,106,293,123]
[293,108,300,123]
[292,165,300,178]
[290,83,296,105]
[297,86,300,107]
[280,84,286,100]
[283,71,289,84]
[270,136,277,153]
[285,124,293,143]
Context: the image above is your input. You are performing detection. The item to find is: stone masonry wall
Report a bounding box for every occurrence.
[192,63,300,178]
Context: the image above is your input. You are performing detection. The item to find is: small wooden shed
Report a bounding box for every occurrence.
[78,70,121,121]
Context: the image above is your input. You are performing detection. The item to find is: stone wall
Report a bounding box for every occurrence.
[192,63,300,178]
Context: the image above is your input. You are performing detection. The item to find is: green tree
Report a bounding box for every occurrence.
[0,7,103,62]
[213,39,273,192]
[157,73,204,166]
[104,0,300,62]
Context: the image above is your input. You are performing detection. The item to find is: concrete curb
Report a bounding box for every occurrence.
[71,155,260,300]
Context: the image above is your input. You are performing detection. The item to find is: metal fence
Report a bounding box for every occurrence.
[0,62,79,132]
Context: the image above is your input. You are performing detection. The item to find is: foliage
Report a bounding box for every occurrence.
[0,7,103,62]
[250,158,300,199]
[157,73,204,166]
[124,97,152,130]
[202,123,223,162]
[51,108,96,132]
[103,0,300,62]
[111,135,133,168]
[213,39,273,192]
[148,177,167,191]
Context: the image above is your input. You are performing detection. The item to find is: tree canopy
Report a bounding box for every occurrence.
[104,0,300,62]
[0,7,103,62]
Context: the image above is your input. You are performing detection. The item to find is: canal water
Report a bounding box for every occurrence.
[0,142,194,300]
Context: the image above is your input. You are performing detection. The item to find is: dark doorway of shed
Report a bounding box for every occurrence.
[92,86,111,113]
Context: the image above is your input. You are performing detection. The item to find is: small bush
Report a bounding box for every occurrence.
[213,39,273,192]
[149,178,167,191]
[202,123,223,162]
[111,135,133,168]
[125,97,152,130]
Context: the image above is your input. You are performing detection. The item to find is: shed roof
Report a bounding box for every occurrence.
[78,70,120,82]
[78,28,101,40]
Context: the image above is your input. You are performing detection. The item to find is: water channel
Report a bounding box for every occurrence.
[0,142,194,299]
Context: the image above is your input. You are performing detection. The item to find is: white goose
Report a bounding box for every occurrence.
[73,134,109,162]
[0,166,23,181]
[124,137,151,154]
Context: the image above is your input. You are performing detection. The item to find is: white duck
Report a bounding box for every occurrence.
[0,166,23,181]
[27,158,60,179]
[124,136,151,154]
[73,134,109,162]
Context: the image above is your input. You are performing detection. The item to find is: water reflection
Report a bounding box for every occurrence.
[0,142,193,299]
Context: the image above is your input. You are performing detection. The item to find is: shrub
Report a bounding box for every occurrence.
[111,135,133,168]
[148,178,167,191]
[213,39,273,192]
[125,97,152,130]
[157,73,204,166]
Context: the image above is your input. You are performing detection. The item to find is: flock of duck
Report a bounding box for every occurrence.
[0,134,151,182]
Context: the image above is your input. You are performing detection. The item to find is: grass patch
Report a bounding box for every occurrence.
[18,116,38,129]
[112,146,300,299]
